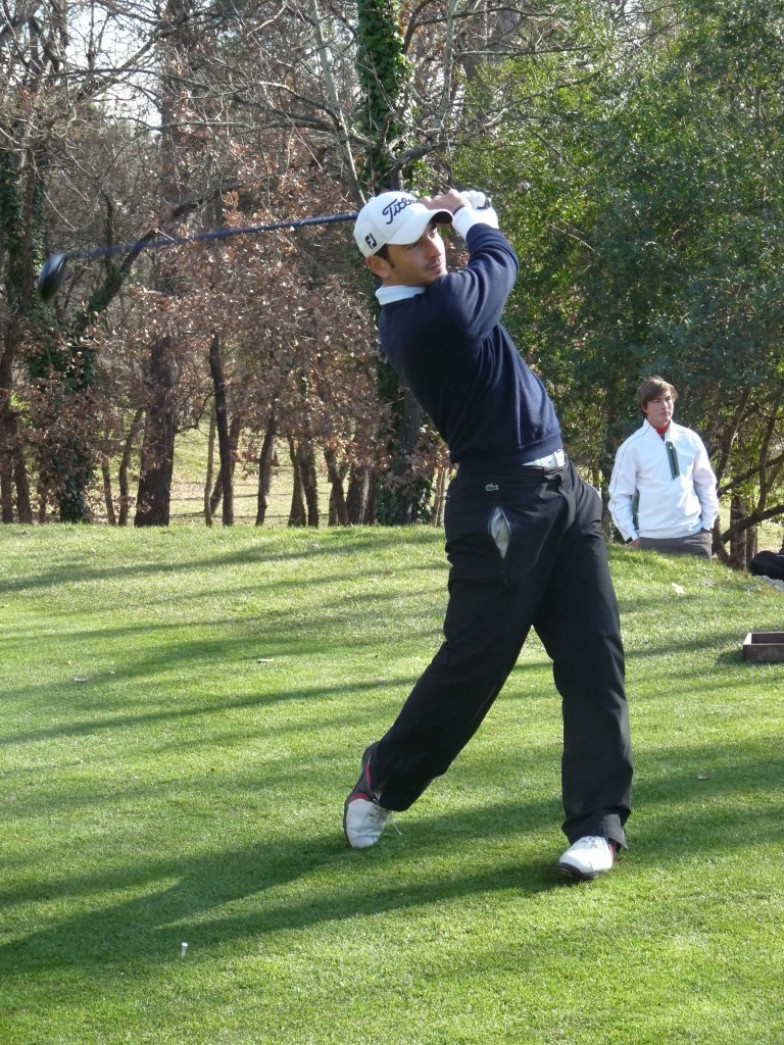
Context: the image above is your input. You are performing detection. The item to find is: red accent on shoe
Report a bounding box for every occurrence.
[347,792,372,804]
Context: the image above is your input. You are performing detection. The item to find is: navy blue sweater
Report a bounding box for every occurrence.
[378,223,562,472]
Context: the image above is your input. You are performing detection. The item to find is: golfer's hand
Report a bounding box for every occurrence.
[424,188,469,215]
[627,539,640,549]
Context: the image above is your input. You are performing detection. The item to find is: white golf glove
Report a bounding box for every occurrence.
[463,189,492,211]
[457,189,499,230]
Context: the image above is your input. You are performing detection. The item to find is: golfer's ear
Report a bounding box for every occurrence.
[366,254,390,280]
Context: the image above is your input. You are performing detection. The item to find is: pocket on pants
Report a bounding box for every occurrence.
[489,505,511,559]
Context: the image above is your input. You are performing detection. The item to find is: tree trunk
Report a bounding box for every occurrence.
[37,481,49,523]
[288,437,307,526]
[324,447,349,526]
[255,415,277,526]
[1,143,36,525]
[101,458,117,525]
[729,496,749,568]
[209,414,243,516]
[432,465,449,526]
[14,440,32,523]
[135,336,176,527]
[208,333,233,526]
[399,391,426,523]
[55,438,93,523]
[119,408,143,527]
[299,440,319,526]
[375,357,431,525]
[745,523,758,565]
[0,400,22,522]
[204,405,216,527]
[0,420,13,521]
[347,465,374,524]
[1,342,32,523]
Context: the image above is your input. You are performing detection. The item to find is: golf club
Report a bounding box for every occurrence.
[37,212,358,301]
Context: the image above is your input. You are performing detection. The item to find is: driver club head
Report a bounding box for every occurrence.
[37,252,69,301]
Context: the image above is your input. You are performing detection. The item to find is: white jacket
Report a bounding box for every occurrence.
[608,419,719,541]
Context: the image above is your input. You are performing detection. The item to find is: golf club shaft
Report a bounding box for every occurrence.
[69,212,358,262]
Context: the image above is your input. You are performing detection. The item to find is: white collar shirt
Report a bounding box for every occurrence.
[608,419,719,542]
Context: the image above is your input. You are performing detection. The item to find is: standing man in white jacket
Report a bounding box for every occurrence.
[609,376,719,558]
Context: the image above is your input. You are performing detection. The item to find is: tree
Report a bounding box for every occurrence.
[1,0,208,522]
[1,0,69,522]
[460,0,784,560]
[7,0,667,528]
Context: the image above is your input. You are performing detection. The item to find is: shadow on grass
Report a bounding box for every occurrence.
[0,529,443,597]
[0,796,562,980]
[0,679,394,750]
[1,605,550,747]
[2,735,781,983]
[0,655,545,754]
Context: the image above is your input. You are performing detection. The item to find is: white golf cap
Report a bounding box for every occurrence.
[354,191,452,258]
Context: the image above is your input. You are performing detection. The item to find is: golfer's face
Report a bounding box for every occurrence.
[385,223,447,287]
[644,395,674,429]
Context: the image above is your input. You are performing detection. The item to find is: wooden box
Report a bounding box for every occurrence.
[742,632,784,663]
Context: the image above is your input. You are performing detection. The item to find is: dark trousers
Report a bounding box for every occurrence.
[639,532,712,558]
[373,460,633,848]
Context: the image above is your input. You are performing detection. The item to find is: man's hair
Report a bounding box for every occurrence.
[373,244,391,261]
[636,376,678,412]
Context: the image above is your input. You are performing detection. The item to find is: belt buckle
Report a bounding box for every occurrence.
[543,450,565,476]
[527,449,565,470]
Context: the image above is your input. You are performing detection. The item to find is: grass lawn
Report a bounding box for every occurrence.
[1,524,782,1044]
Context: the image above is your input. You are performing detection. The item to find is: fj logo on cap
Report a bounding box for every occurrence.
[365,233,378,250]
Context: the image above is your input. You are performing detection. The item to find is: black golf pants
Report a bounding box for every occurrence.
[373,460,633,848]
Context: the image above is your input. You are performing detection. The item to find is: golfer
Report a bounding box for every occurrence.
[344,188,633,880]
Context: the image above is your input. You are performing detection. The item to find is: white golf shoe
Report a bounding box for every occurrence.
[344,795,391,849]
[343,744,391,849]
[557,836,617,881]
